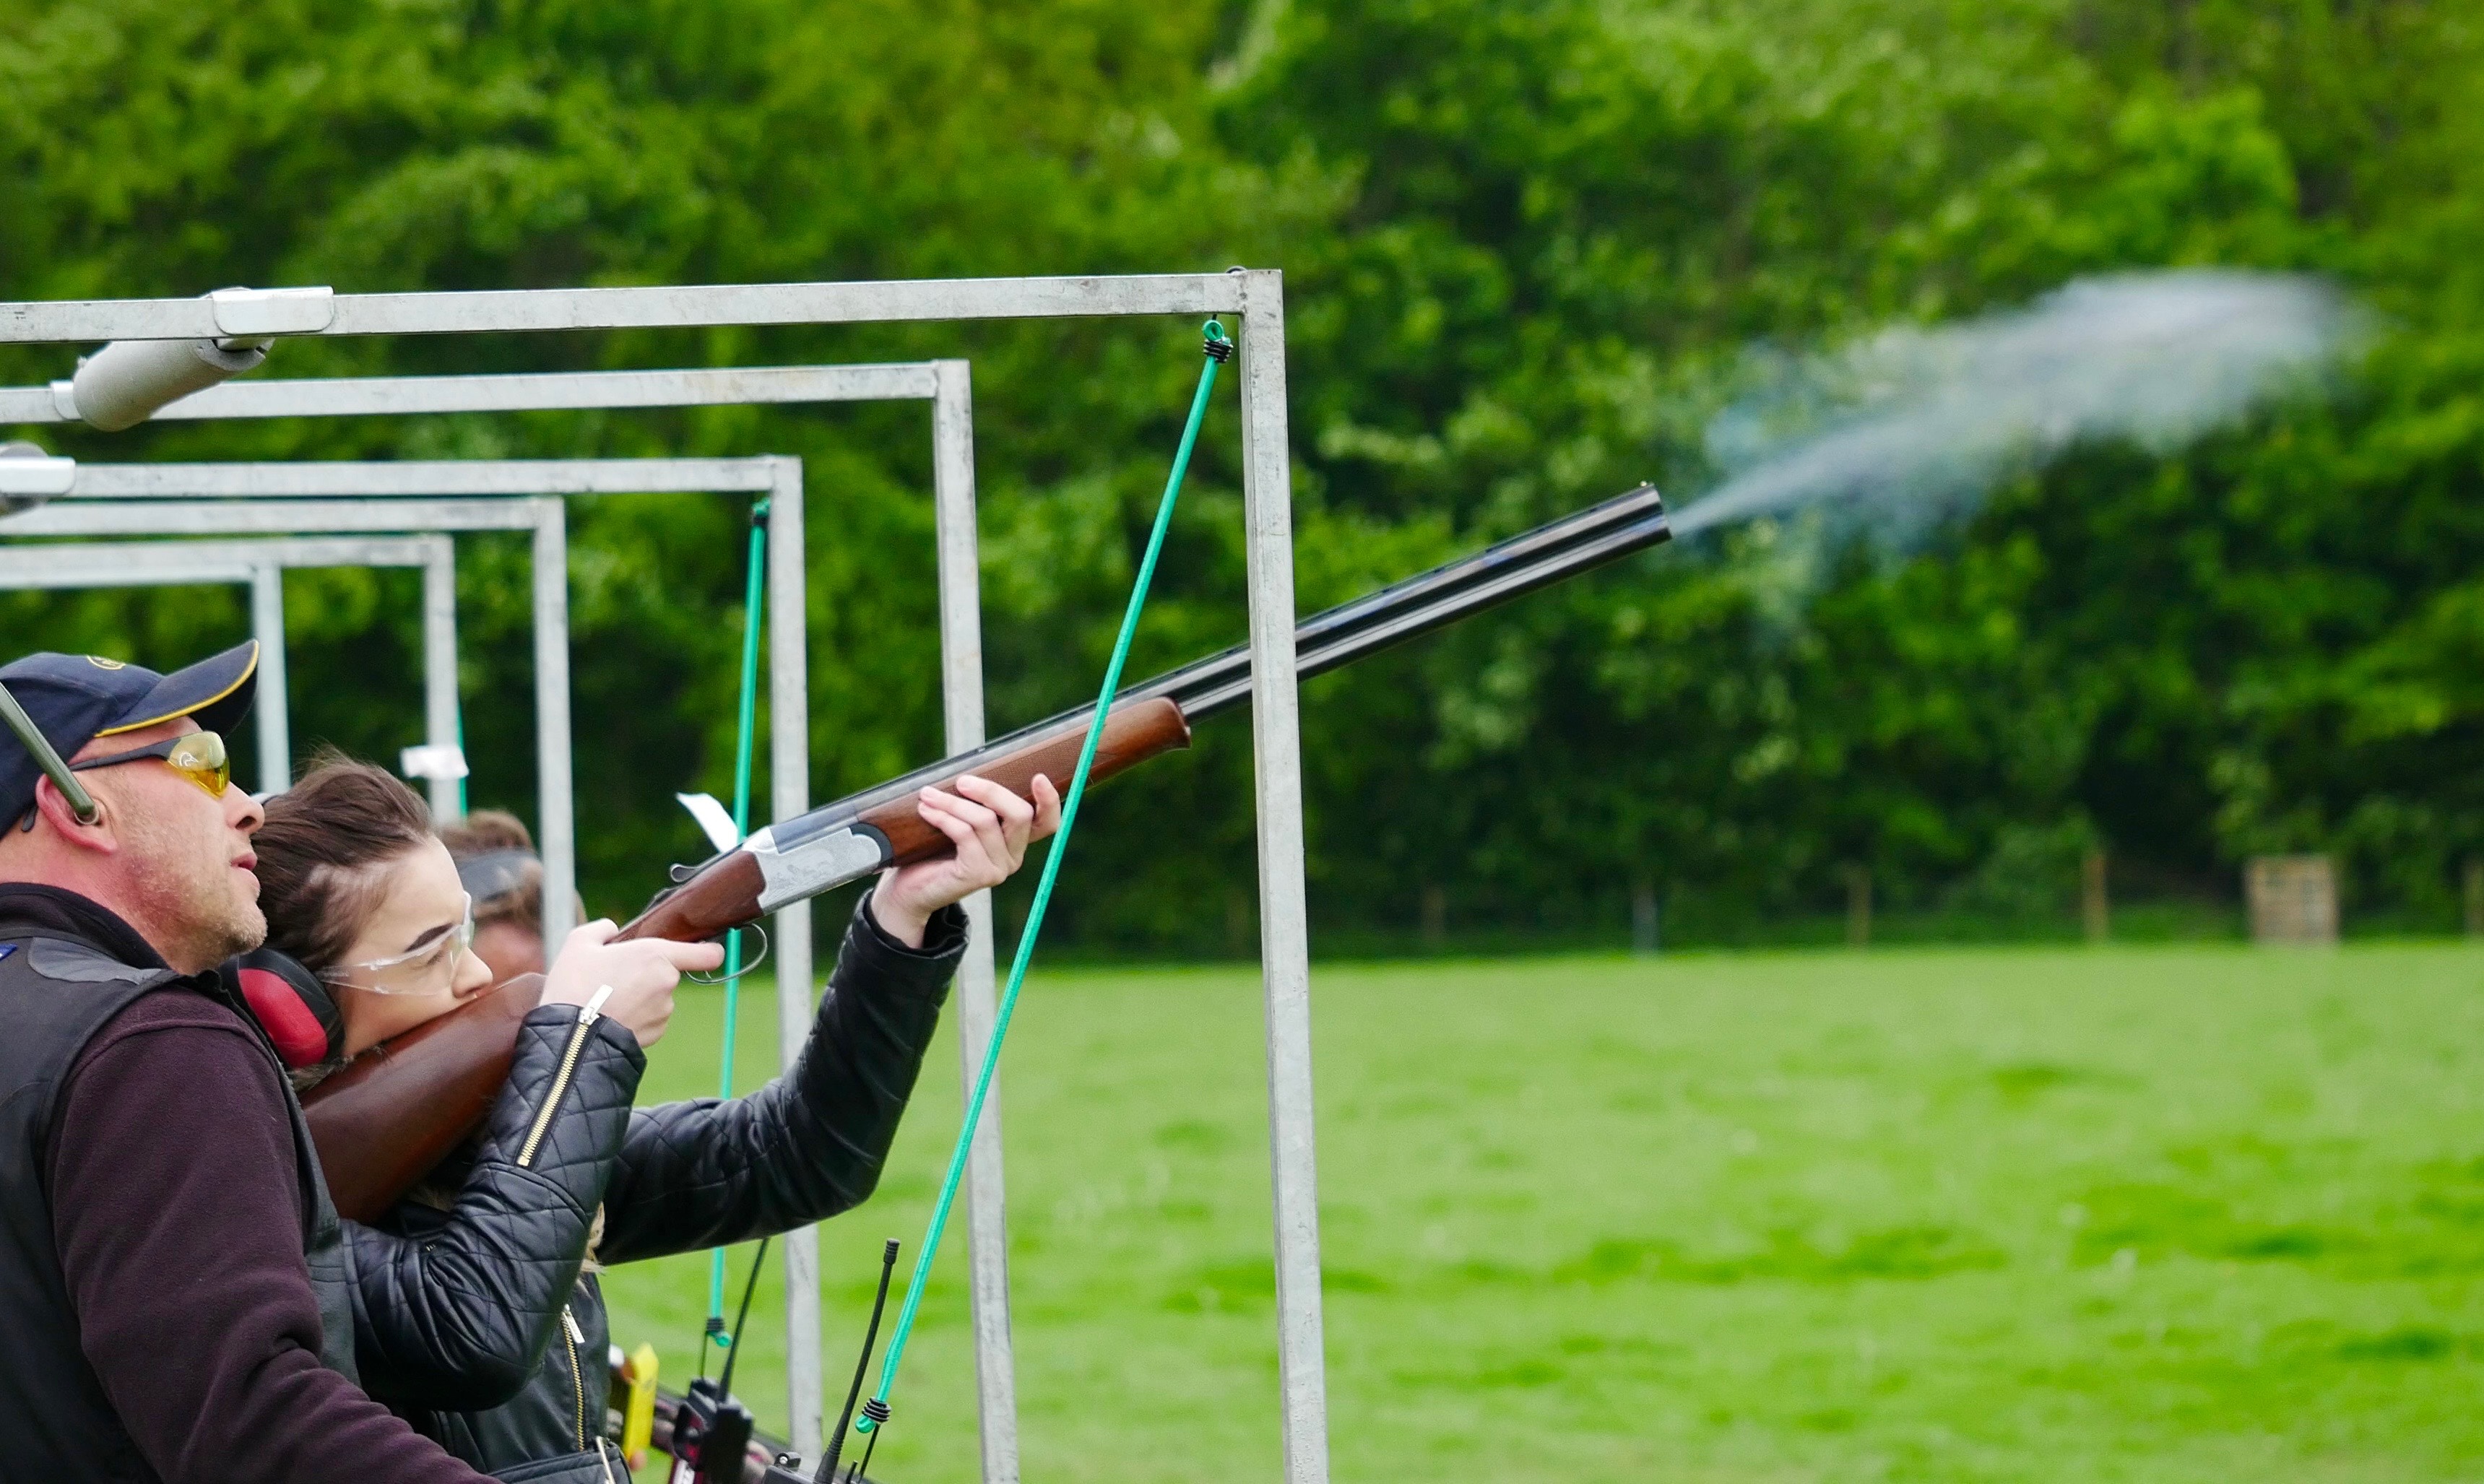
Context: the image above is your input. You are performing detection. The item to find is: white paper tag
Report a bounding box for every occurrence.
[675,791,742,853]
[400,743,469,781]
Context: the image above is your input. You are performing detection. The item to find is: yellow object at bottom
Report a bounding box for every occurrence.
[620,1341,659,1464]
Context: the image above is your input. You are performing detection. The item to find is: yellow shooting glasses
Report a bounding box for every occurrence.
[69,729,232,802]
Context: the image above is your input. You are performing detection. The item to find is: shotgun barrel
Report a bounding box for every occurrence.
[1177,503,1673,720]
[811,484,1666,827]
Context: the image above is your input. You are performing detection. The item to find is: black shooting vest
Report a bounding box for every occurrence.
[0,890,355,1480]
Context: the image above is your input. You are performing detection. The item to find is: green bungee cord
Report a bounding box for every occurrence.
[850,321,1234,1453]
[707,497,771,1356]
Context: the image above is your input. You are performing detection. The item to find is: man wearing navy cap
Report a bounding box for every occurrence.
[0,642,489,1482]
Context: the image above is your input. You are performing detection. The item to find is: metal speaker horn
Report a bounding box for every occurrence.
[51,286,333,432]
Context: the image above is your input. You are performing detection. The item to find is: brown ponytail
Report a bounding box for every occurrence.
[255,751,436,976]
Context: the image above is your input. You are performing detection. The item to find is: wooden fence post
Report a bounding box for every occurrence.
[2246,855,2338,945]
[1632,877,1660,956]
[2082,848,2110,943]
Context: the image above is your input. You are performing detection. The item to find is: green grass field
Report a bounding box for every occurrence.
[601,941,2484,1482]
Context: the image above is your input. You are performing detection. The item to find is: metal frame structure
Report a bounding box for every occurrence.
[15,381,1013,1468]
[10,368,1019,1467]
[0,534,459,800]
[8,433,984,1467]
[0,272,1326,1484]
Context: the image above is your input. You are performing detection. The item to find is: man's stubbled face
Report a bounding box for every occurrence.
[76,719,265,973]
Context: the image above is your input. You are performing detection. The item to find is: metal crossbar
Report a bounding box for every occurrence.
[0,534,456,798]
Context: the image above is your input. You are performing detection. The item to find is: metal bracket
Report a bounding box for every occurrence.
[208,286,336,339]
[0,452,74,503]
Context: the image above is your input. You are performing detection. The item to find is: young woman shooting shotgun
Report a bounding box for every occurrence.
[305,482,1669,1219]
[251,756,1057,1484]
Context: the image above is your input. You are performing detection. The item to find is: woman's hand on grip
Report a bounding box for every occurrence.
[871,773,1062,948]
[540,919,723,1048]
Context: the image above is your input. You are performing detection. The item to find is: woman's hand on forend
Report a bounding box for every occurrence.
[870,773,1062,948]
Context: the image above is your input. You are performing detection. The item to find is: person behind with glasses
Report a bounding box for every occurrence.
[433,808,558,987]
[245,753,1052,1483]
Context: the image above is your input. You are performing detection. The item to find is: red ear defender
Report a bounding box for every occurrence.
[233,950,345,1069]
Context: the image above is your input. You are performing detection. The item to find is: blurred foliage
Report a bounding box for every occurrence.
[2,0,2479,947]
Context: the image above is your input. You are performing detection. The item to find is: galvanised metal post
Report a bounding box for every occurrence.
[420,535,464,820]
[932,357,1021,1484]
[0,364,946,428]
[0,274,1250,342]
[248,562,290,793]
[1234,269,1332,1484]
[761,454,828,1457]
[527,499,575,947]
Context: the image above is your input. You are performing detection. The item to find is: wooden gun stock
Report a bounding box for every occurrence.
[304,972,545,1223]
[613,849,766,945]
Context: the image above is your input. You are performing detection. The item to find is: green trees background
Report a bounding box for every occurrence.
[3,0,2479,949]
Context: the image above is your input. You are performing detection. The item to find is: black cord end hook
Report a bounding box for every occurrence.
[817,1241,903,1483]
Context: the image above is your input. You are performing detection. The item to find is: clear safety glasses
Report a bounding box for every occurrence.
[321,892,477,997]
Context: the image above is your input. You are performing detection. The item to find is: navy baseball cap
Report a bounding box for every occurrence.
[0,641,259,823]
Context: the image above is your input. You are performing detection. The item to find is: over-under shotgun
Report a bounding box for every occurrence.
[305,485,1668,1218]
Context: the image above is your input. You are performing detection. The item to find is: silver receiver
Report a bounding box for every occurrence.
[745,823,892,913]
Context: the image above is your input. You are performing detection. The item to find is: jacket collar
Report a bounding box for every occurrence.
[0,885,170,971]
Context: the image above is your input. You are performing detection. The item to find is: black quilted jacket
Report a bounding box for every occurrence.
[345,895,965,1483]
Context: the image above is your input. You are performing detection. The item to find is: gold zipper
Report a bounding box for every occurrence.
[517,987,613,1168]
[561,1304,590,1450]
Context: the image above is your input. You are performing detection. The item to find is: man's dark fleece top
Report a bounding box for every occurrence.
[10,886,484,1483]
